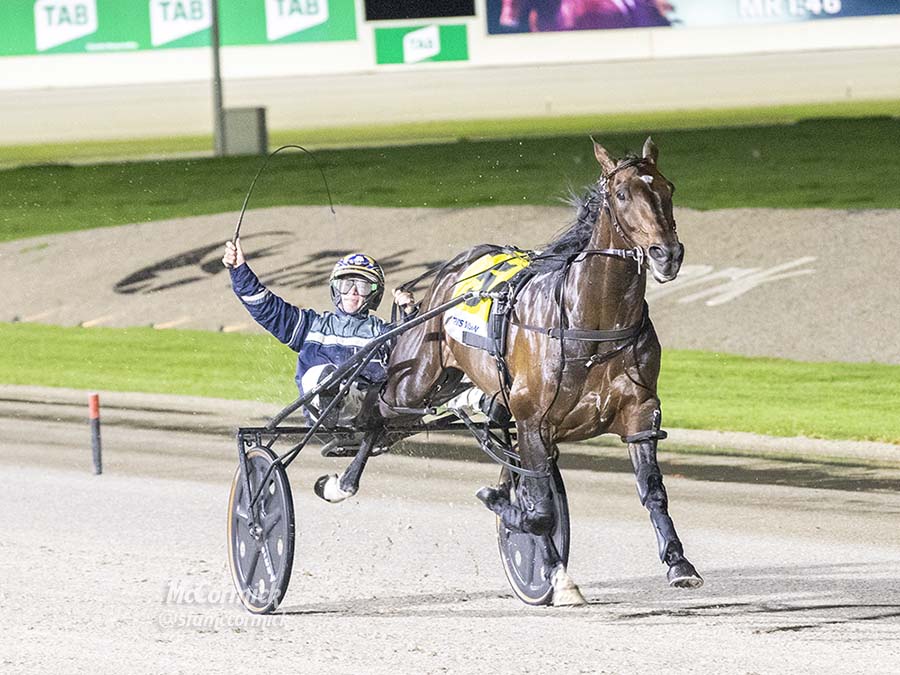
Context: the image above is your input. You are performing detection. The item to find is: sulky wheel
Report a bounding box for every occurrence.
[227,445,295,614]
[495,464,570,606]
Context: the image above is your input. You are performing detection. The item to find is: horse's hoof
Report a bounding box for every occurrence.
[314,474,353,503]
[667,559,704,588]
[550,566,587,607]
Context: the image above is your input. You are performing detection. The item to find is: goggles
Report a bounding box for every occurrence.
[332,278,378,296]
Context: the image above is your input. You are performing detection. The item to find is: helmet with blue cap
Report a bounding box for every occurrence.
[329,253,385,312]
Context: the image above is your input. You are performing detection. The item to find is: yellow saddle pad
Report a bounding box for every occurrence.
[444,249,531,347]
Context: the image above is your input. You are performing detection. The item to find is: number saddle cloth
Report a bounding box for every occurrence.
[443,248,533,357]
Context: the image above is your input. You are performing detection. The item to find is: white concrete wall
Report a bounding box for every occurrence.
[2,3,899,89]
[0,3,898,144]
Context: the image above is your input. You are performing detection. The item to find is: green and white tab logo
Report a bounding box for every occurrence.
[150,0,212,47]
[34,0,98,52]
[375,25,468,65]
[403,25,439,64]
[265,0,329,41]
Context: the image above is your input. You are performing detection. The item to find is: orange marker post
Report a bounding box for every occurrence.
[89,393,102,475]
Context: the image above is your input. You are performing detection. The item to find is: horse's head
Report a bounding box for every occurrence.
[593,137,684,283]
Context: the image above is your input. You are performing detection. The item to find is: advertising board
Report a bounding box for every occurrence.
[486,0,900,34]
[0,0,357,56]
[374,24,469,65]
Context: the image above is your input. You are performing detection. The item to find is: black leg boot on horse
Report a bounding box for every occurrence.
[629,439,703,588]
[476,450,586,606]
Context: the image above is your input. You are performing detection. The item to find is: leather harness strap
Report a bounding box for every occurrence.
[511,300,648,344]
[510,318,644,342]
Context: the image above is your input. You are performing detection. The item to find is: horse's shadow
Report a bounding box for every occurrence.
[393,437,900,494]
[278,588,524,618]
[580,560,900,633]
[277,561,900,630]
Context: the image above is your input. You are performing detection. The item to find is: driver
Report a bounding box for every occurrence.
[223,239,416,453]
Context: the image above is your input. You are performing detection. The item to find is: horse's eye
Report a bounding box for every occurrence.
[616,191,626,201]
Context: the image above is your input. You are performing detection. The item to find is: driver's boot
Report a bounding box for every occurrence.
[446,389,512,425]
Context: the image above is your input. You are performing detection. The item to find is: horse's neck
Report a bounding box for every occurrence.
[565,209,646,329]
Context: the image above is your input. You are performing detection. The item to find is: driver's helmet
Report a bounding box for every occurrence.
[329,253,385,312]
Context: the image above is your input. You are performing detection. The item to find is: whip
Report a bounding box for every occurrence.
[231,144,335,244]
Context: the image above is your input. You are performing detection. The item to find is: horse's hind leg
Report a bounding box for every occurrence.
[314,429,383,503]
[629,438,704,588]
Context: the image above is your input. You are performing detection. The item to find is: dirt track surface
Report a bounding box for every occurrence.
[3,207,900,672]
[2,387,900,673]
[3,205,899,363]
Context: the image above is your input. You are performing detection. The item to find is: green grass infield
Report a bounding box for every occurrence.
[2,98,898,166]
[2,108,898,243]
[2,322,897,445]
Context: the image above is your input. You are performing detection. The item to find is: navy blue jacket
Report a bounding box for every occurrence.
[230,263,390,394]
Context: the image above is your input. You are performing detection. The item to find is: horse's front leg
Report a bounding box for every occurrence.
[628,435,703,588]
[476,425,586,606]
[314,429,383,503]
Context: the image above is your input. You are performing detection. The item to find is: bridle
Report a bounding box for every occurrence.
[394,158,667,299]
[592,157,653,272]
[589,157,679,276]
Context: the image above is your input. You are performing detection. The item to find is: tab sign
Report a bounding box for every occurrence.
[265,0,330,41]
[150,0,212,47]
[34,0,98,52]
[403,25,440,64]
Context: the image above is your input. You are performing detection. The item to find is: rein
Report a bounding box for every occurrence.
[508,251,648,356]
[396,244,644,301]
[508,158,653,345]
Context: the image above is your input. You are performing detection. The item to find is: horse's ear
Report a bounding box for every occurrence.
[642,136,659,164]
[591,138,616,174]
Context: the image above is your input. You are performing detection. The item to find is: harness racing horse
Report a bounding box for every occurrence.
[322,138,703,606]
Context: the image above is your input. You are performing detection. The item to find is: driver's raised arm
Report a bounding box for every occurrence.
[224,238,310,351]
[222,238,246,269]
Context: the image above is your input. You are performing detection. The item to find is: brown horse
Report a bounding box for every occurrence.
[375,137,702,605]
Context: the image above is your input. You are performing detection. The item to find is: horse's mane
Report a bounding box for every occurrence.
[432,157,637,285]
[529,184,603,275]
[529,154,639,275]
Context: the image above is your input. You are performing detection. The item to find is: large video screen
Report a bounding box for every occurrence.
[366,1,475,21]
[486,0,900,34]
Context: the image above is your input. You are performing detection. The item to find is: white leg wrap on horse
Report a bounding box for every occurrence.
[550,566,586,607]
[322,474,353,503]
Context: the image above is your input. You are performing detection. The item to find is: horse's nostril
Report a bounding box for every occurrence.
[648,245,668,261]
